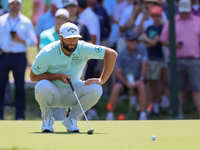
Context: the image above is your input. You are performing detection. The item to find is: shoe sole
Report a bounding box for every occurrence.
[42,129,54,132]
[67,130,80,133]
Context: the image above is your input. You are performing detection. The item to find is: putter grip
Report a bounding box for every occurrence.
[66,78,74,91]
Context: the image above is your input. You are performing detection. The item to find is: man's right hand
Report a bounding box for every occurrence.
[58,74,71,84]
[176,42,183,50]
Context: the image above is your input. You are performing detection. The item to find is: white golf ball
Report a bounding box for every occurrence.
[152,135,156,140]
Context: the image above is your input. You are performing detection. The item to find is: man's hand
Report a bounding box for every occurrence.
[11,34,26,46]
[84,78,101,86]
[58,74,71,84]
[176,42,183,50]
[141,12,149,23]
[133,4,142,16]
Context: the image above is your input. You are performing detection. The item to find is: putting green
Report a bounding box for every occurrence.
[0,120,200,150]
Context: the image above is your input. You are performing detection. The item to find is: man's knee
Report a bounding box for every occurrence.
[90,84,103,96]
[35,79,55,95]
[112,83,123,92]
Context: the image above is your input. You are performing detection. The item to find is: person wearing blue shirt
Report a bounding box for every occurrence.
[39,9,69,49]
[30,22,117,132]
[35,2,60,48]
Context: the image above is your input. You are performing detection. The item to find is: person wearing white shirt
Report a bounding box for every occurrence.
[0,0,37,120]
[119,0,141,33]
[77,0,100,45]
[135,0,167,37]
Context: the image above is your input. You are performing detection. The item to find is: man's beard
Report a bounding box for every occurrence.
[62,39,77,53]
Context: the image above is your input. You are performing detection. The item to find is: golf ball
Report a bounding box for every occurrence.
[152,135,156,140]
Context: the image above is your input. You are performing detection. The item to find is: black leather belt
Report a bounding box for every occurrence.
[0,50,25,56]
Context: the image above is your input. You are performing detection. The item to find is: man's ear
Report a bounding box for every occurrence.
[59,35,62,41]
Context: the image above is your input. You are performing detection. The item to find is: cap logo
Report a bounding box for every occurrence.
[67,28,77,33]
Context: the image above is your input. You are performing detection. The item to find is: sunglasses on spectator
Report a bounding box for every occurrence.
[10,2,20,5]
[56,16,68,21]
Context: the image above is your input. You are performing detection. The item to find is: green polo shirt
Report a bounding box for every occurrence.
[39,26,59,50]
[32,40,105,88]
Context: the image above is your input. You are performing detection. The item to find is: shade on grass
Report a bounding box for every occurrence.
[0,120,200,150]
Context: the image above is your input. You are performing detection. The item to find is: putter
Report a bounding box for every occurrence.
[66,78,94,135]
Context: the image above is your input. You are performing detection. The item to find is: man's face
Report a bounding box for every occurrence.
[65,4,77,17]
[8,0,21,13]
[55,15,68,33]
[126,39,138,50]
[152,15,162,23]
[87,0,97,6]
[60,37,78,53]
[180,12,190,19]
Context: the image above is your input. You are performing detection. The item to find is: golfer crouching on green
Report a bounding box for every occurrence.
[30,22,117,133]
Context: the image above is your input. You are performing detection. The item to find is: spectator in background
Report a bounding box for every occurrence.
[32,0,45,26]
[142,6,168,116]
[40,9,69,49]
[35,0,63,49]
[191,0,200,16]
[63,0,91,42]
[103,0,117,24]
[0,1,13,109]
[118,0,141,54]
[77,0,100,45]
[0,0,37,120]
[63,0,78,23]
[86,0,111,120]
[97,0,103,5]
[161,0,179,19]
[135,0,167,37]
[108,0,129,50]
[88,0,111,43]
[39,9,69,120]
[106,30,148,120]
[160,0,200,119]
[119,0,141,33]
[0,0,9,15]
[86,0,111,79]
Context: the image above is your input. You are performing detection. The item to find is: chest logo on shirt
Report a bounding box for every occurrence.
[67,28,77,33]
[72,56,79,60]
[94,46,102,53]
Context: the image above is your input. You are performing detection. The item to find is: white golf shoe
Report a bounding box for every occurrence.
[62,116,80,132]
[41,116,55,132]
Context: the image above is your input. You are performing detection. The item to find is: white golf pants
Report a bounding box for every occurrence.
[34,79,103,120]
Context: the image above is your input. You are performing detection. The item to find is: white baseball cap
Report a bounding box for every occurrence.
[55,9,69,19]
[178,0,191,13]
[59,22,82,38]
[63,0,78,7]
[8,0,22,4]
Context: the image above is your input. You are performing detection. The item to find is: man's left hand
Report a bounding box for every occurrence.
[84,78,101,86]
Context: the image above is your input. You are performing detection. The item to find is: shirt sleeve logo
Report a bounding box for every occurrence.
[94,46,102,53]
[34,65,41,72]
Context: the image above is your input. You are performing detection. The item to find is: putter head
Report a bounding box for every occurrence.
[87,128,94,135]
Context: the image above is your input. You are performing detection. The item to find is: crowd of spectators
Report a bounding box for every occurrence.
[0,0,200,120]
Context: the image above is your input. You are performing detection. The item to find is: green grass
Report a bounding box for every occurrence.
[0,120,200,150]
